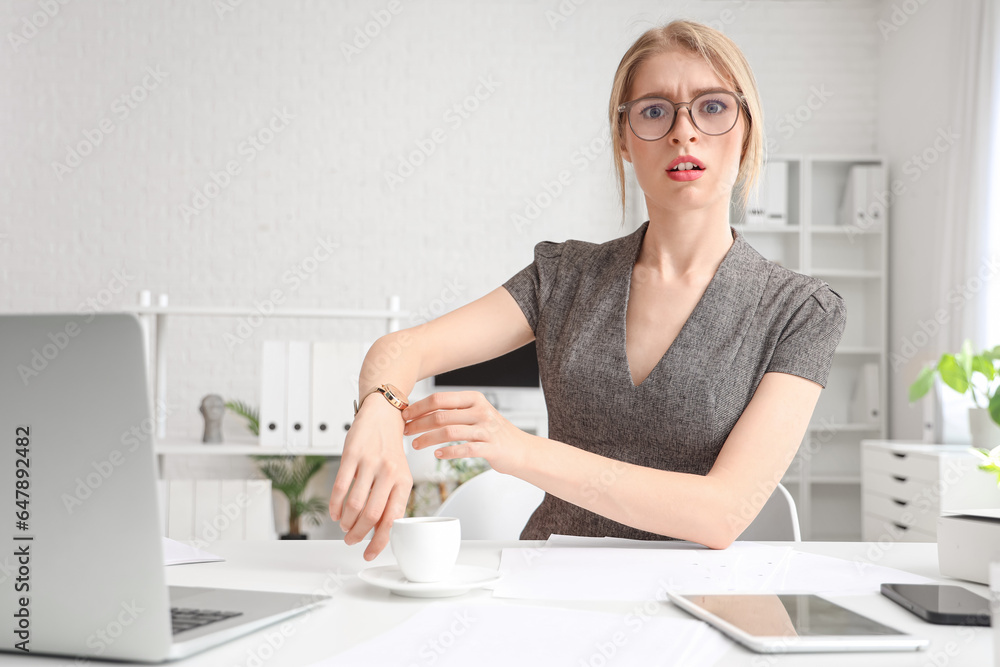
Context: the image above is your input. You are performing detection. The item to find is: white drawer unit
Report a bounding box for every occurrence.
[861,440,999,542]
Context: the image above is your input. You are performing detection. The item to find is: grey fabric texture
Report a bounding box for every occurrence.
[501,221,847,541]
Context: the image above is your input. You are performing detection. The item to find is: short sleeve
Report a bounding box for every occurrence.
[501,240,564,333]
[765,285,847,387]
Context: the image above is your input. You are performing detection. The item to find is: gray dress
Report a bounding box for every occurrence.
[501,221,847,540]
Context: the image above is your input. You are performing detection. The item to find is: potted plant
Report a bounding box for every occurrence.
[227,399,328,539]
[909,340,1000,448]
[252,454,329,539]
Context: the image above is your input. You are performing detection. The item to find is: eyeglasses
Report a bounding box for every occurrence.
[618,91,744,141]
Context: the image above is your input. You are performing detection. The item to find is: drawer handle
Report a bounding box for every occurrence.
[892,475,908,483]
[892,522,909,531]
[892,499,908,507]
[892,452,907,459]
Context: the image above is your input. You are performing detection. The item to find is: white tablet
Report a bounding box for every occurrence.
[667,592,929,653]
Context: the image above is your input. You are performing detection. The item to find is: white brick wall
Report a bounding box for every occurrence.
[1,1,885,524]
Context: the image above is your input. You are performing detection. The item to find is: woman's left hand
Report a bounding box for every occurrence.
[401,391,533,474]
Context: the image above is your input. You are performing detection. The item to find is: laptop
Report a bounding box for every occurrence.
[0,313,330,662]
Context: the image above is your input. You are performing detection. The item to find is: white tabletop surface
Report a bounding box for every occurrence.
[5,540,993,666]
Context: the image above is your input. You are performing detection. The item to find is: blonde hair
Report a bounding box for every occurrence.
[608,20,765,224]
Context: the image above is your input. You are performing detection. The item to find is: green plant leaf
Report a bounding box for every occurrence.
[225,400,260,436]
[938,354,969,395]
[990,391,1000,429]
[957,339,974,378]
[972,354,995,382]
[984,345,1000,362]
[908,365,937,402]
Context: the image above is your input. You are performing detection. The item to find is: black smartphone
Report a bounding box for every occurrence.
[880,583,991,626]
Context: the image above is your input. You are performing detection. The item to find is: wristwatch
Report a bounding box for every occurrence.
[353,383,409,416]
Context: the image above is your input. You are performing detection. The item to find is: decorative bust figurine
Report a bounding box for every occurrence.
[200,394,226,444]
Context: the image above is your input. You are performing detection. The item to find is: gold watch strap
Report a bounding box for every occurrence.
[353,383,409,416]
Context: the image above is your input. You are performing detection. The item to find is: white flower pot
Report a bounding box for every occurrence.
[969,407,1000,450]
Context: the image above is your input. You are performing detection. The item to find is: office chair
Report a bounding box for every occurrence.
[737,483,802,542]
[436,472,800,542]
[434,468,545,539]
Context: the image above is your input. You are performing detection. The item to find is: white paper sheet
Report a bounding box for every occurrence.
[162,537,224,566]
[313,603,731,667]
[545,534,719,549]
[493,544,933,600]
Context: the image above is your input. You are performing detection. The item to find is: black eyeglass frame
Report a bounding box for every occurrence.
[618,90,747,141]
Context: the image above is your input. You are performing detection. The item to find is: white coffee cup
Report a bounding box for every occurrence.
[390,517,461,583]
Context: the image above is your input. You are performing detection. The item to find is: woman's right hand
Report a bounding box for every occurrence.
[329,396,413,561]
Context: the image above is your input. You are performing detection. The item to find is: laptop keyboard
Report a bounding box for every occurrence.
[171,607,244,635]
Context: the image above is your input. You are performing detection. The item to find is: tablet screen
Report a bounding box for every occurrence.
[678,594,907,637]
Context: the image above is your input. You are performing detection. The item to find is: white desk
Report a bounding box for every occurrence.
[8,541,993,666]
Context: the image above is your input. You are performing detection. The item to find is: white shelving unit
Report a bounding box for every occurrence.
[733,154,888,540]
[124,290,408,466]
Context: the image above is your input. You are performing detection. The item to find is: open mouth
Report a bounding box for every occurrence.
[669,162,705,172]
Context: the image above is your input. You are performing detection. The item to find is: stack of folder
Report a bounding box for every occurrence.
[258,340,367,452]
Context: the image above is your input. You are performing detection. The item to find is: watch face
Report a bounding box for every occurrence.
[384,384,401,399]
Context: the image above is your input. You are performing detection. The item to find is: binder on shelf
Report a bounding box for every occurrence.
[745,186,766,225]
[285,340,312,449]
[763,160,788,224]
[259,340,287,447]
[866,165,885,229]
[311,341,352,453]
[744,160,788,225]
[838,165,884,229]
[849,362,880,424]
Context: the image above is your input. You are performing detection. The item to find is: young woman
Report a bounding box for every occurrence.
[330,20,846,561]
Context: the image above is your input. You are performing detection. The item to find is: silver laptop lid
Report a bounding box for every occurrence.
[1,313,172,662]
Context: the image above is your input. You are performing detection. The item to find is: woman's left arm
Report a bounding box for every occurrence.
[403,371,821,549]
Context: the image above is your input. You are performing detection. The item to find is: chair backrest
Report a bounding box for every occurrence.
[434,469,545,540]
[736,483,802,542]
[157,479,276,541]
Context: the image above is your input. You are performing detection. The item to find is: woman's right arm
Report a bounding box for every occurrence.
[329,285,534,560]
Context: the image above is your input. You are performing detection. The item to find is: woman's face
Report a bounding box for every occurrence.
[620,48,745,218]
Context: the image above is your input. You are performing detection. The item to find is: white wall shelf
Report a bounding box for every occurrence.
[124,291,408,457]
[732,154,888,541]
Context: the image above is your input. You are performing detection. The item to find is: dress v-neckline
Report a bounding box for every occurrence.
[621,222,738,389]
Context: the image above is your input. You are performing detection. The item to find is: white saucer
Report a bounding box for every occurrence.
[358,565,501,598]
